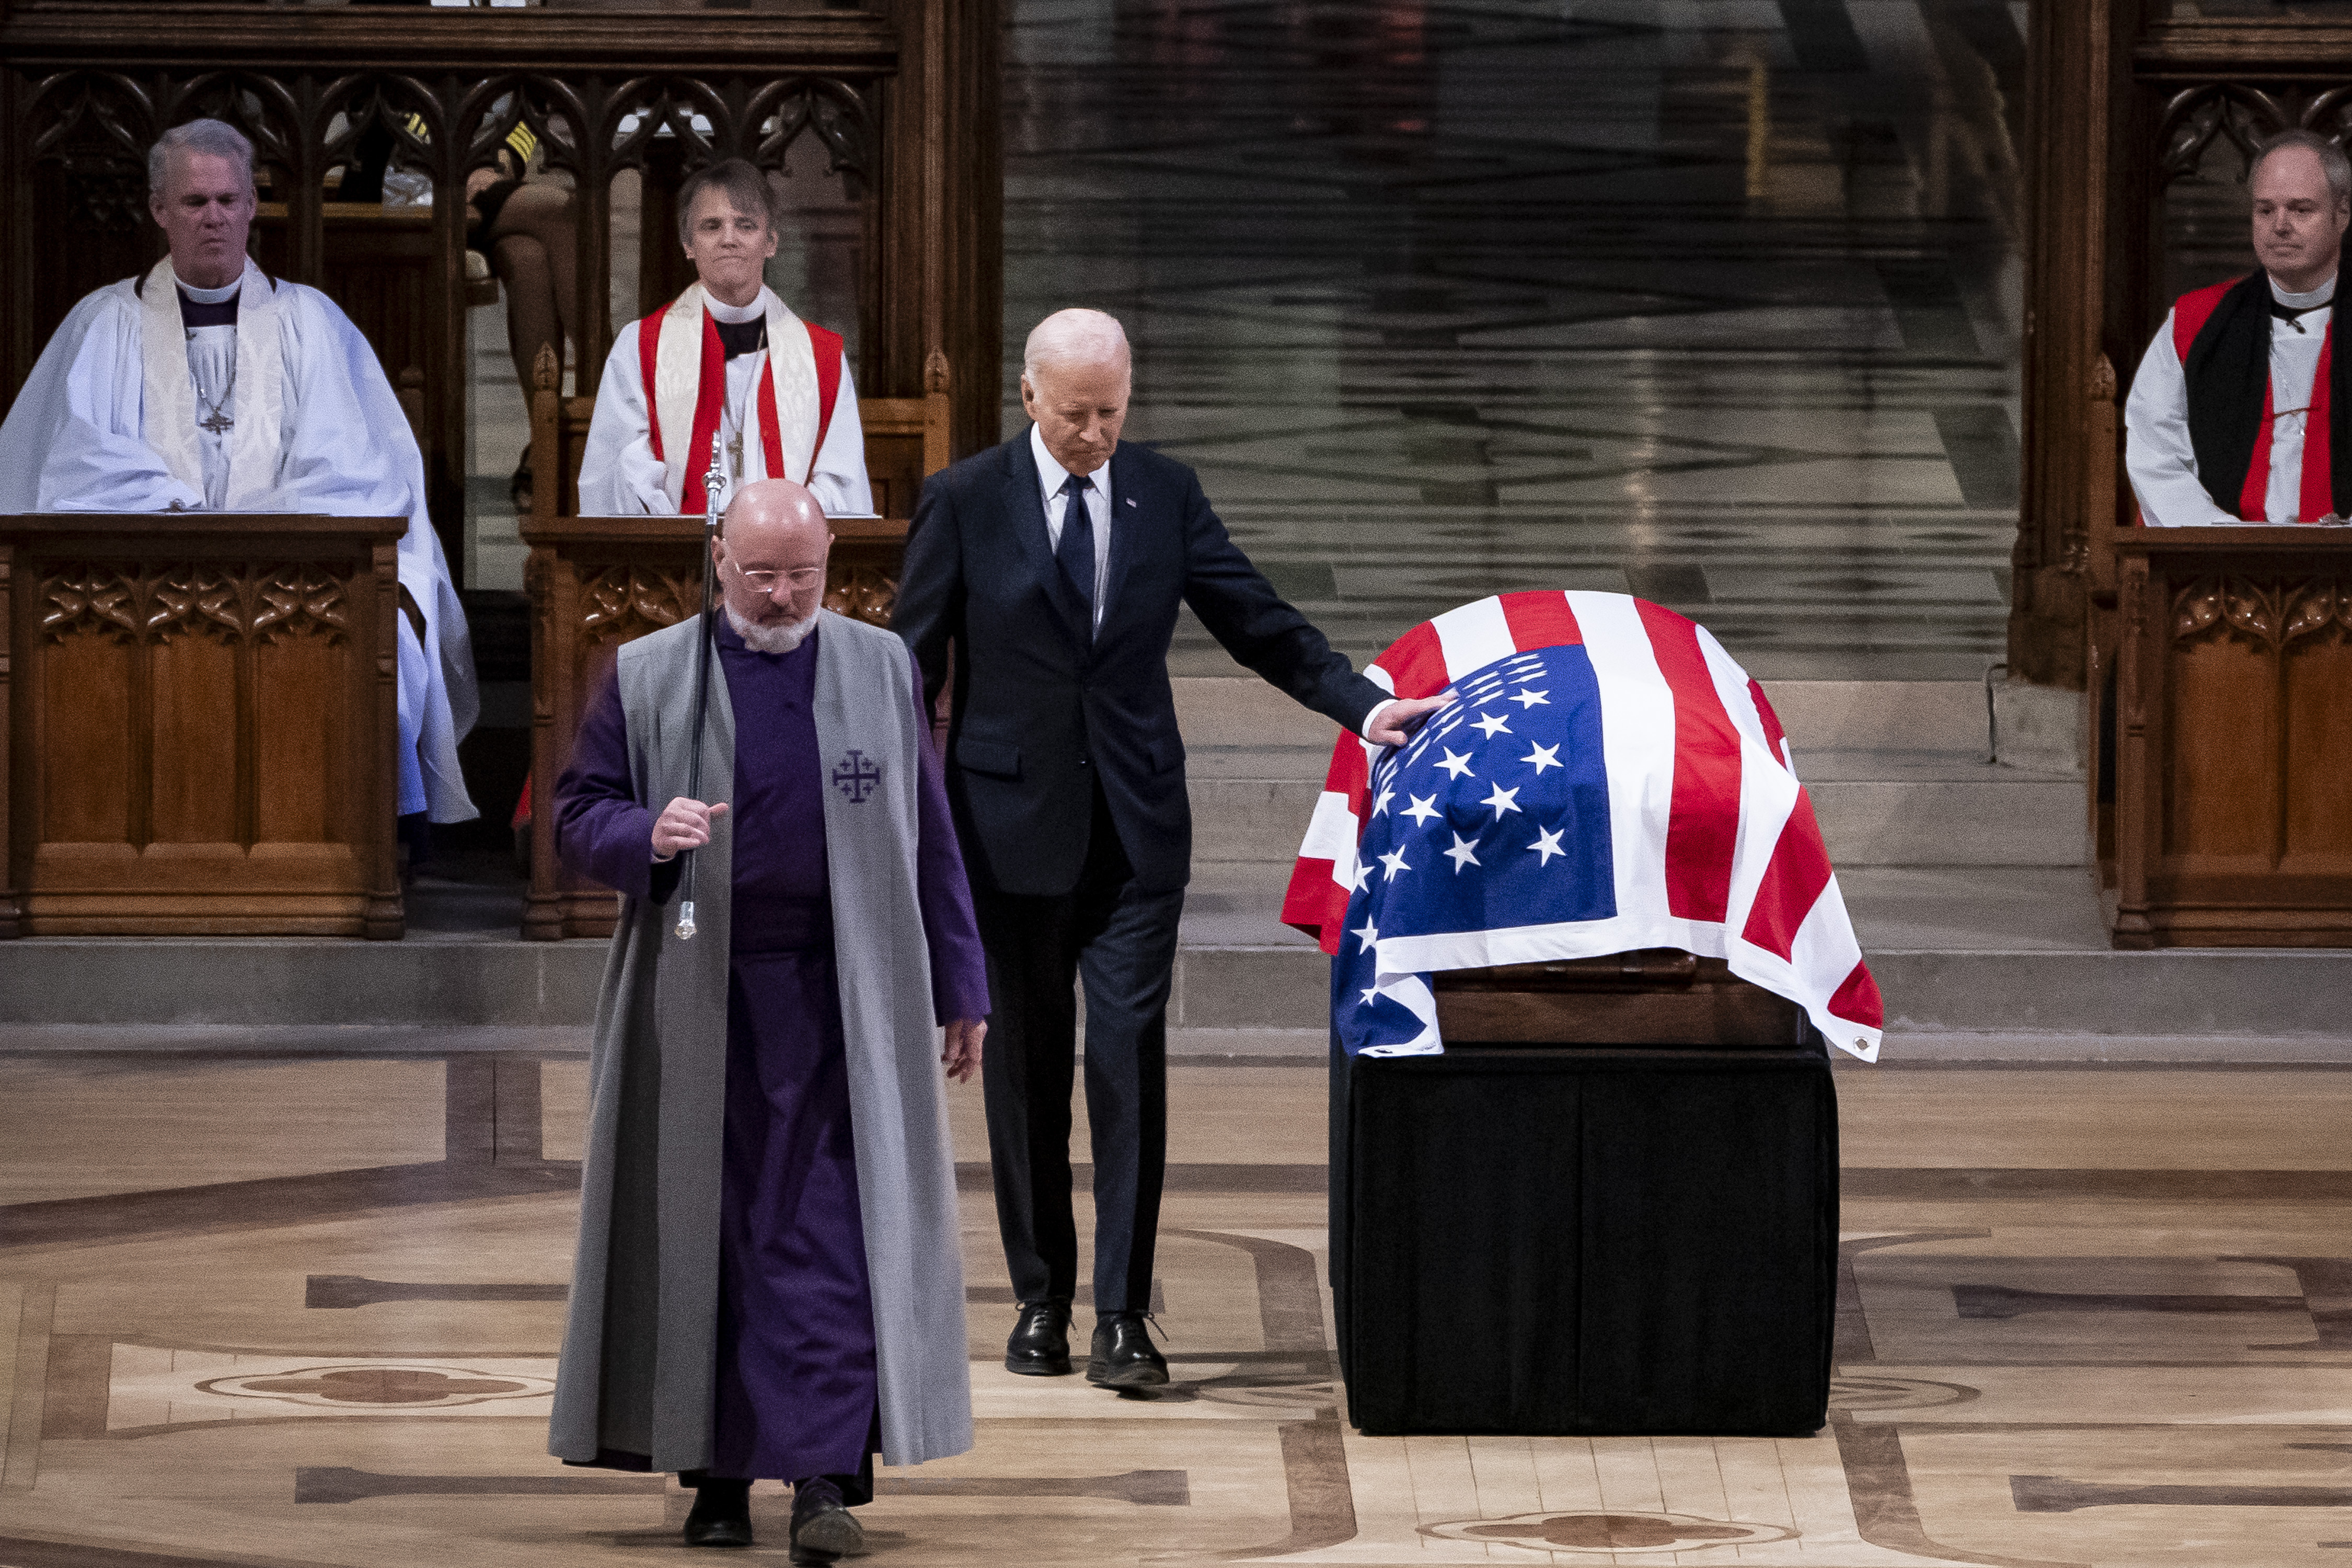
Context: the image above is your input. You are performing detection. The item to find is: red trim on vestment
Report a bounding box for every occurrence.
[682,313,728,516]
[2302,332,2335,521]
[2243,376,2276,521]
[807,321,844,481]
[1636,599,1742,924]
[2171,276,2240,361]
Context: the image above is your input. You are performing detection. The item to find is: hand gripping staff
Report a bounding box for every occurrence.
[674,433,729,940]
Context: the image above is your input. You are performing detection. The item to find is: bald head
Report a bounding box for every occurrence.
[1022,308,1129,382]
[1021,309,1132,475]
[715,480,832,635]
[723,478,827,545]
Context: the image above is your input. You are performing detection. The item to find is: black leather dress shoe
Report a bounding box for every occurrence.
[684,1477,754,1548]
[1086,1310,1169,1388]
[1005,1298,1074,1376]
[789,1477,864,1564]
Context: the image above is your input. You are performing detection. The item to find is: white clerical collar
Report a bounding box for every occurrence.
[705,286,771,325]
[1030,421,1109,501]
[2271,273,2336,311]
[174,270,243,305]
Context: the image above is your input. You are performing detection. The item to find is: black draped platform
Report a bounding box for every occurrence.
[1329,1031,1838,1437]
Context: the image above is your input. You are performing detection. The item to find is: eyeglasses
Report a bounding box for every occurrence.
[727,564,825,592]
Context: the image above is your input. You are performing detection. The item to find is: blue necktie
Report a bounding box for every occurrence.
[1055,474,1096,628]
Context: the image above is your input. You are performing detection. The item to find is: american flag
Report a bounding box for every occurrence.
[1282,591,1884,1062]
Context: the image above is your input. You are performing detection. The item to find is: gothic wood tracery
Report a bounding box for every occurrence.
[41,562,351,646]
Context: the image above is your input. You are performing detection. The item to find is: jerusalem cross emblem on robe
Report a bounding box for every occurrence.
[832,750,881,803]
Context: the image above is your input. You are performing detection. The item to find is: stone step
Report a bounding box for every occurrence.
[1185,770,2088,867]
[8,859,2348,1047]
[1170,677,2007,761]
[6,933,2348,1050]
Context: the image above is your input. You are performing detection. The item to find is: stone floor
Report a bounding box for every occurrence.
[2,1051,2348,1566]
[1001,0,2028,681]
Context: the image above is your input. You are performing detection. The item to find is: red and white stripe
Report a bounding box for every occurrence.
[1282,590,1884,1062]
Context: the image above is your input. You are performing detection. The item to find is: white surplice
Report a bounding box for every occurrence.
[575,284,872,518]
[0,257,478,822]
[2125,274,2336,526]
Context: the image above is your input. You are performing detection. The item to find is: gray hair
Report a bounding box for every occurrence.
[1022,308,1129,382]
[2251,128,2352,209]
[676,157,779,246]
[148,119,257,197]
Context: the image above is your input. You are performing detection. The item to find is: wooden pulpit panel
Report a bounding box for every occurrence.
[2283,639,2352,870]
[1,516,404,939]
[2115,530,2352,947]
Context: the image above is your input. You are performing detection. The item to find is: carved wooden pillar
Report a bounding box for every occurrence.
[2012,0,2151,690]
[880,0,1001,459]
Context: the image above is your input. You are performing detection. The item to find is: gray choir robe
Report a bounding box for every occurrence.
[548,609,973,1474]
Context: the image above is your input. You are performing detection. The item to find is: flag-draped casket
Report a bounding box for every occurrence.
[1281,591,1884,1061]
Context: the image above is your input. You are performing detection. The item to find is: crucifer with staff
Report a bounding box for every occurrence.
[546,467,990,1554]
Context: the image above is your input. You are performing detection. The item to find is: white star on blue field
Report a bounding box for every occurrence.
[1335,643,1619,1054]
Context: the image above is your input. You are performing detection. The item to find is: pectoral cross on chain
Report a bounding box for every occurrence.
[199,407,234,436]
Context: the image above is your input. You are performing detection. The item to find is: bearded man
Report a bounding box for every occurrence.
[2128,129,2352,525]
[0,117,476,824]
[577,157,871,519]
[548,478,985,1558]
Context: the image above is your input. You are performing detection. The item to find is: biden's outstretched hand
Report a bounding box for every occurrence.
[1366,692,1453,749]
[942,1019,987,1083]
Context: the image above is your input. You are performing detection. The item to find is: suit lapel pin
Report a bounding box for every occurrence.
[1125,497,1137,508]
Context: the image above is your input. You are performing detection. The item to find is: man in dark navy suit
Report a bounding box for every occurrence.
[894,309,1443,1389]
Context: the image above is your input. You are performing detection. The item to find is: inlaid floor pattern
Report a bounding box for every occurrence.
[2,1052,2347,1566]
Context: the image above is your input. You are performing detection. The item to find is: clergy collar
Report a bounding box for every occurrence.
[712,316,767,360]
[175,271,243,306]
[705,287,772,326]
[176,271,241,330]
[2270,273,2336,314]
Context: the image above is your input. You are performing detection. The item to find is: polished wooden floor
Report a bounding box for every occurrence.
[0,1052,2346,1566]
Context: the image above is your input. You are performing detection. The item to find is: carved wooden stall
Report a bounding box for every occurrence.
[0,513,406,939]
[2111,528,2352,949]
[2017,11,2352,942]
[517,347,946,940]
[0,0,1005,586]
[2017,11,2352,680]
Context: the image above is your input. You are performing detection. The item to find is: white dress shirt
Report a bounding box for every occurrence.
[1028,422,1397,740]
[2126,273,2335,525]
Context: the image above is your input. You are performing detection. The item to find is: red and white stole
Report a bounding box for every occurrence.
[138,256,286,508]
[636,283,844,514]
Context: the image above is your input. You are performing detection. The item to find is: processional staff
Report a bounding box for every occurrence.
[675,432,729,940]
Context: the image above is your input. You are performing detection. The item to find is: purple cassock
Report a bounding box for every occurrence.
[554,616,988,1482]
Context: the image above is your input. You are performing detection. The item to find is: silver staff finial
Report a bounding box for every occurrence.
[675,899,698,940]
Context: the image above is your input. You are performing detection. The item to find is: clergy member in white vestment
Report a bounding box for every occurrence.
[0,118,478,824]
[576,157,871,520]
[2127,129,2352,528]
